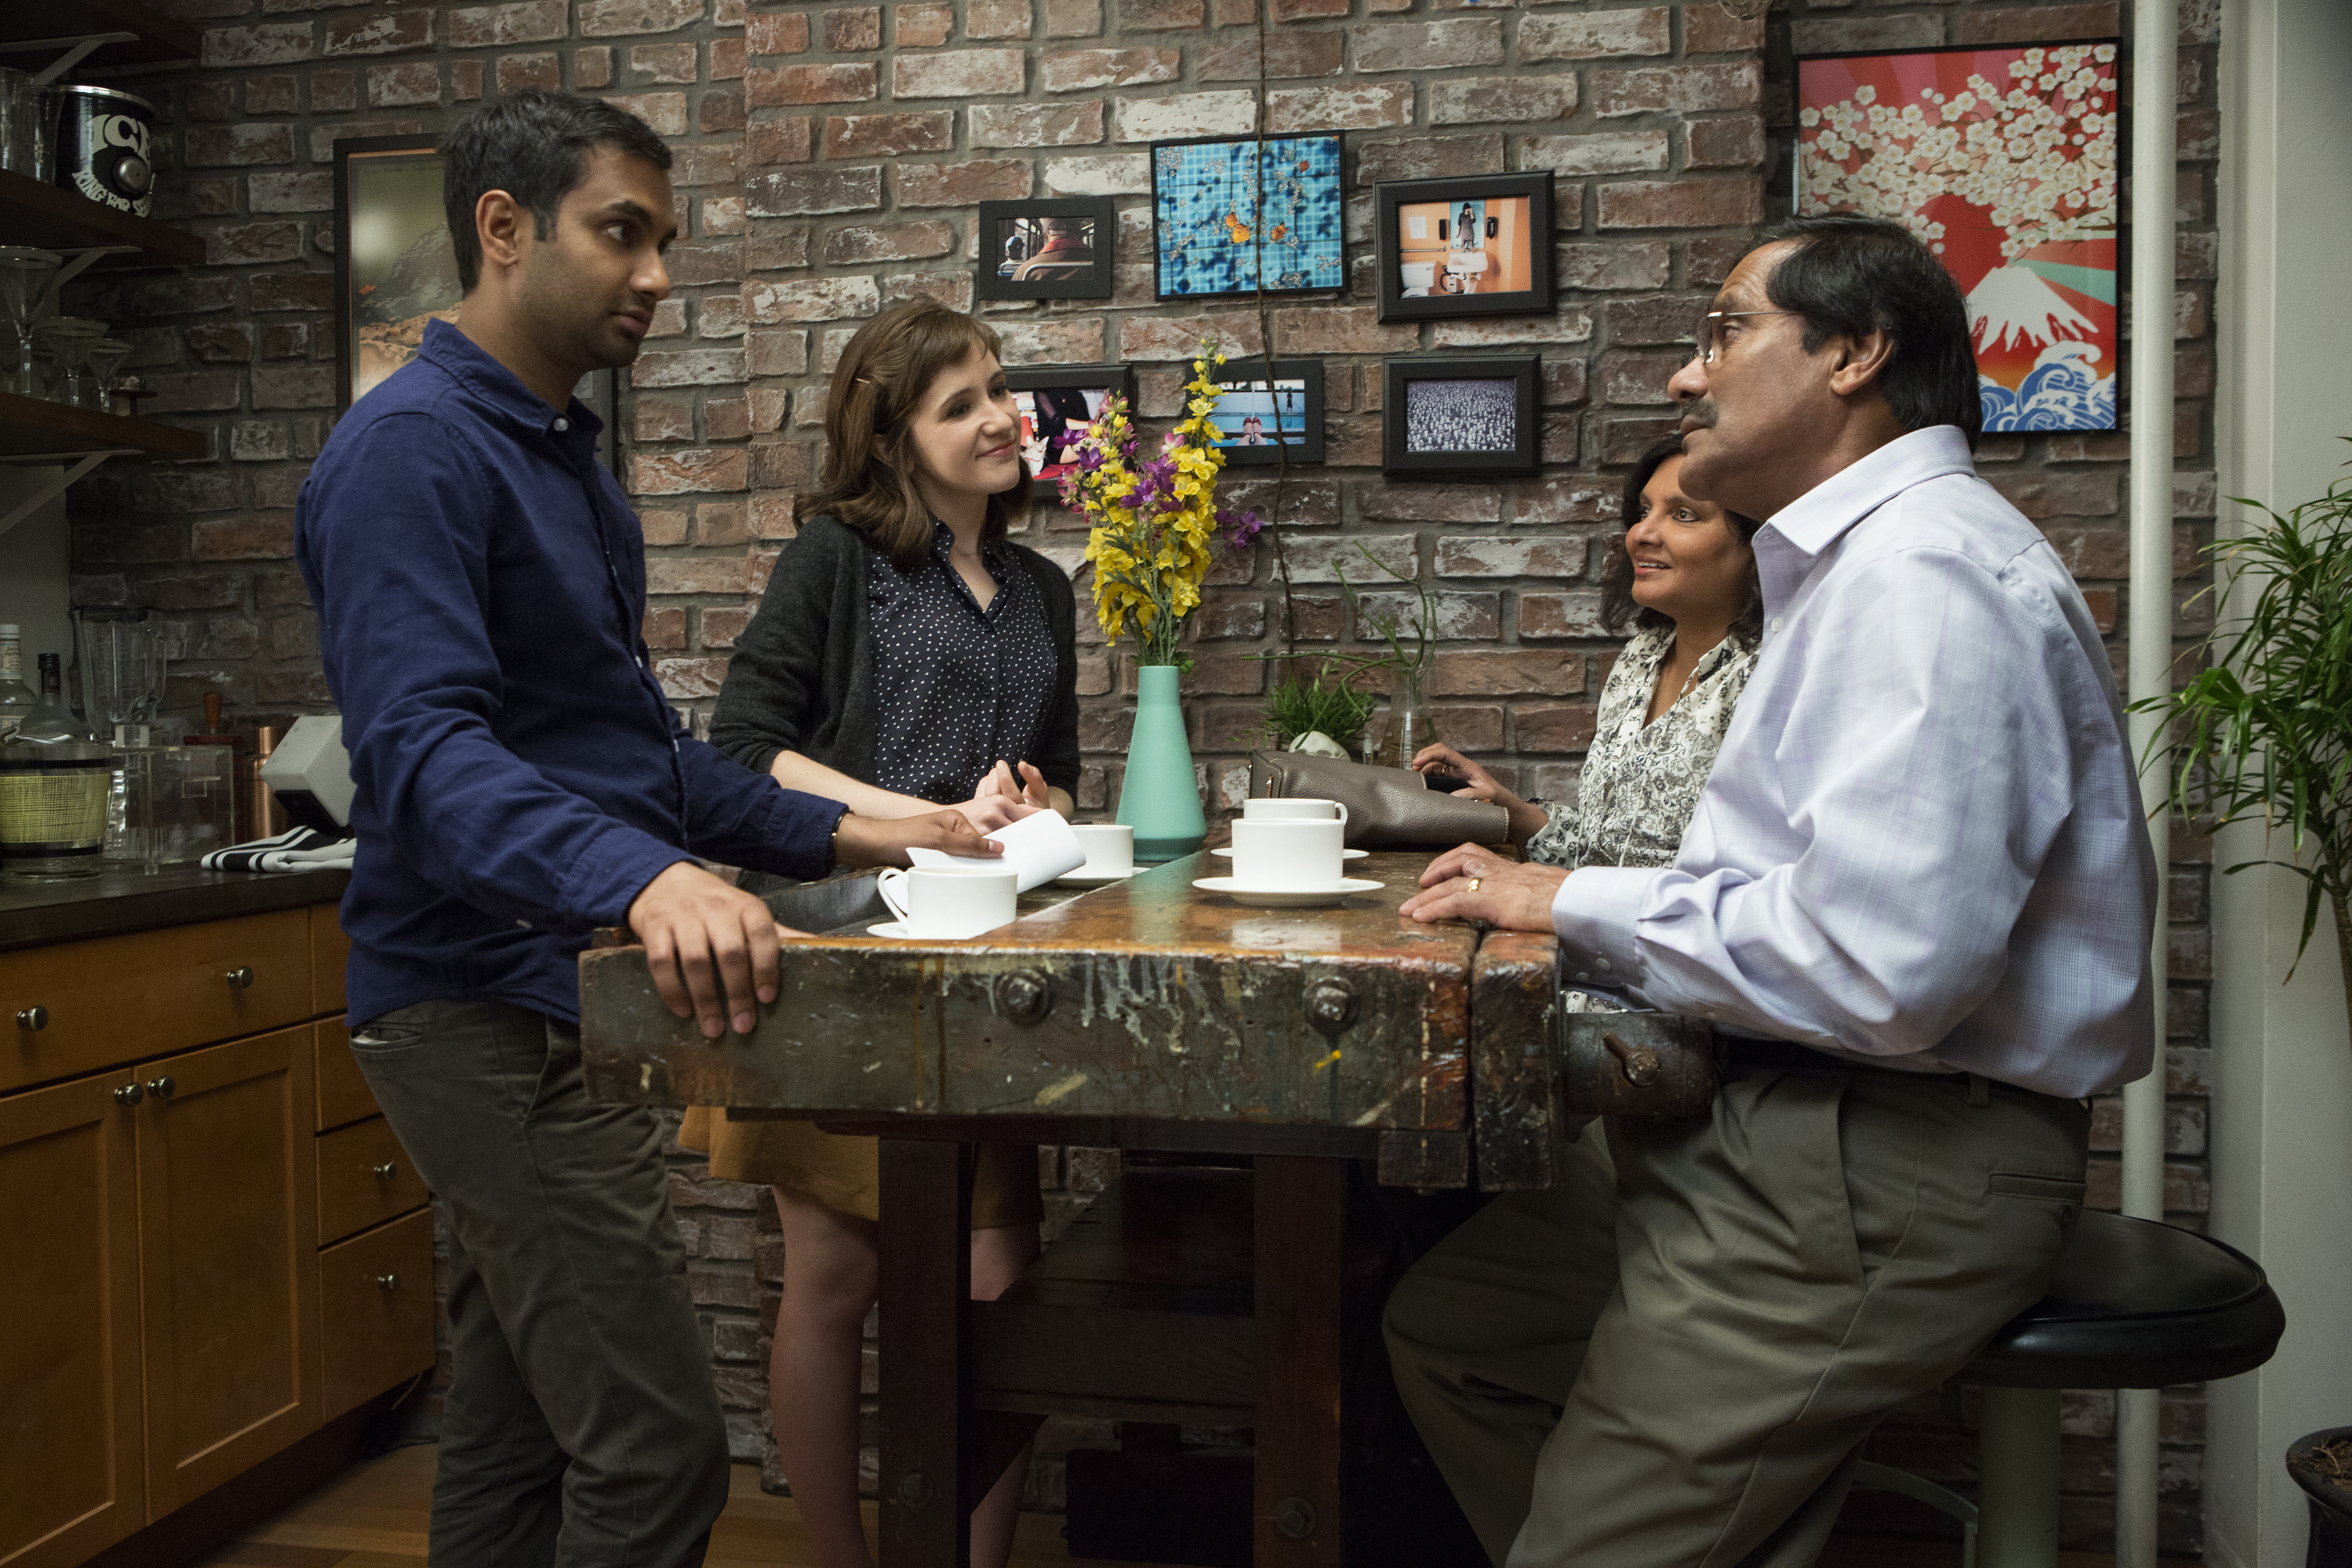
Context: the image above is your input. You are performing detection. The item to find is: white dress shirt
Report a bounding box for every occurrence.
[1552,425,2156,1097]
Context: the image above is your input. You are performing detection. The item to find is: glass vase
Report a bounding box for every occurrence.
[1115,663,1206,863]
[1375,663,1437,769]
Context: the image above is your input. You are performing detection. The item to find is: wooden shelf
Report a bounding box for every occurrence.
[0,168,204,268]
[0,1,199,69]
[0,389,204,461]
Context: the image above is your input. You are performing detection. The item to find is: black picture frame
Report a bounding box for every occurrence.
[1373,172,1558,324]
[1149,132,1347,301]
[973,197,1116,301]
[1382,357,1541,477]
[1003,362,1136,495]
[332,133,621,475]
[1205,357,1324,466]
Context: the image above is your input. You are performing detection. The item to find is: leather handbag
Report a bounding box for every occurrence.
[1247,750,1510,849]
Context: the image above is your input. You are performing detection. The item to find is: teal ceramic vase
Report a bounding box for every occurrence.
[1115,662,1206,862]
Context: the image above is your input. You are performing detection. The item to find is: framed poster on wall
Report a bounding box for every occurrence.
[331,134,621,473]
[1794,41,2121,432]
[1373,172,1557,323]
[1149,133,1345,301]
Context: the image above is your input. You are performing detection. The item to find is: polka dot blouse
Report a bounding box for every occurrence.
[868,519,1060,804]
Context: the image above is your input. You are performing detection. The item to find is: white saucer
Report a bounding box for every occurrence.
[866,921,999,941]
[1213,847,1367,862]
[1054,866,1142,887]
[1191,875,1383,909]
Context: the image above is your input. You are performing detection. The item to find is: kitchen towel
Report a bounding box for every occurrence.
[200,825,357,874]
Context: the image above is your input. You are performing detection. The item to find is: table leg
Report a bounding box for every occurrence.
[878,1138,974,1568]
[1253,1155,1347,1567]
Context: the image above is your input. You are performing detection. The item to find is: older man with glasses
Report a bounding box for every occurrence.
[1386,214,2156,1567]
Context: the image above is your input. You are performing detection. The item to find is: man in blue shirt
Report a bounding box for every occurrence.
[298,91,995,1567]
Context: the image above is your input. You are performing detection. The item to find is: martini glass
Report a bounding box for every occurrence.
[0,247,60,398]
[35,317,105,408]
[82,337,130,415]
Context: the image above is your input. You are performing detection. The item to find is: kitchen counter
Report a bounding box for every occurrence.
[0,864,349,953]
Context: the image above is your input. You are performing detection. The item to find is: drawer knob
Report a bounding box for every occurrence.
[375,1273,400,1292]
[16,1005,46,1032]
[144,1075,175,1100]
[223,966,254,989]
[372,1160,399,1181]
[114,1082,143,1106]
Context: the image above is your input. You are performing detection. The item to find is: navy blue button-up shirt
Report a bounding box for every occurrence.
[298,320,843,1026]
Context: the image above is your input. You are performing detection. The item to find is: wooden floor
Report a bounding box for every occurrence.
[189,1444,2185,1568]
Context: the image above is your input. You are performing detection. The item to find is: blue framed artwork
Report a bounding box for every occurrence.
[1150,134,1345,301]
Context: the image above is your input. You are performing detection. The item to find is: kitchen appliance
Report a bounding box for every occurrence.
[52,84,155,218]
[258,715,354,832]
[72,606,165,744]
[0,730,110,880]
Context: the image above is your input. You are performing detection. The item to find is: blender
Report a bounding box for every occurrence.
[0,246,59,399]
[73,607,167,866]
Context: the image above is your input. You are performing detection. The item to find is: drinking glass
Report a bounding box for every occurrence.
[0,246,59,398]
[82,337,129,414]
[0,69,44,178]
[35,316,105,408]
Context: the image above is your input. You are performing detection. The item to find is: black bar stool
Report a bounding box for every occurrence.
[1854,1210,2285,1568]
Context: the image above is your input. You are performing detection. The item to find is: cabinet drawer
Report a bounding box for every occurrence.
[313,1021,378,1132]
[317,1209,434,1421]
[316,1116,429,1246]
[1,909,312,1094]
[310,904,348,1020]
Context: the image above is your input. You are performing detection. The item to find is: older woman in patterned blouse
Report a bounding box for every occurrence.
[1412,433,1762,975]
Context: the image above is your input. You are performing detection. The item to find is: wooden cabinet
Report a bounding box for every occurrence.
[135,1028,321,1518]
[0,899,432,1568]
[0,1071,143,1568]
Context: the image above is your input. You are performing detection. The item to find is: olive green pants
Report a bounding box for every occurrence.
[1383,1066,2089,1568]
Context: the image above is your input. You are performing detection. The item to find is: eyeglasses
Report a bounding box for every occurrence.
[1689,310,1805,365]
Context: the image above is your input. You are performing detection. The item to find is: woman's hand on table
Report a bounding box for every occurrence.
[1413,744,1550,848]
[1400,843,1570,934]
[628,860,802,1039]
[834,809,1005,869]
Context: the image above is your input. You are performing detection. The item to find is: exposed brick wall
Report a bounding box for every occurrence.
[65,0,2215,1541]
[1766,0,2222,1556]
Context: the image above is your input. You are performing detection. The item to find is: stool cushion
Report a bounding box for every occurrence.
[1963,1211,2285,1389]
[1966,1213,2276,1392]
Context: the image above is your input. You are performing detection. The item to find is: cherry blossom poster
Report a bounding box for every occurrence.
[1797,42,2121,432]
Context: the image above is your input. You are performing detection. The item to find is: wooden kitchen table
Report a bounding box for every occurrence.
[578,851,1567,1567]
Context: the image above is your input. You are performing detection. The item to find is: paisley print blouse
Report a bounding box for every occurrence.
[1525,623,1759,1011]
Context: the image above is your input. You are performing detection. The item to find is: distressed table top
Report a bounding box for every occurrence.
[579,850,1562,1189]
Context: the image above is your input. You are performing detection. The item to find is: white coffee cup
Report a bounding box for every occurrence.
[1228,818,1345,889]
[907,808,1086,892]
[876,864,1019,938]
[1244,796,1350,829]
[1070,823,1135,875]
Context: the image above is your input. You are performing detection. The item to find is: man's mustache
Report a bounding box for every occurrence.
[1679,399,1720,429]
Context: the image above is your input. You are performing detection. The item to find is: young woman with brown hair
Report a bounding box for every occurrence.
[681,299,1079,1568]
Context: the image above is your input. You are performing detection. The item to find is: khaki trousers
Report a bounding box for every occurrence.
[1383,1066,2089,1568]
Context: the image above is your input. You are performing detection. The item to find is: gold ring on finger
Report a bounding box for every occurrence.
[1465,877,1482,894]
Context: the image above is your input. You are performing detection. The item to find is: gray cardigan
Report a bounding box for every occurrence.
[708,514,1083,797]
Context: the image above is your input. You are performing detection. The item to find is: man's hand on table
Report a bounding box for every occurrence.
[834,809,1005,868]
[1400,843,1570,933]
[629,860,804,1039]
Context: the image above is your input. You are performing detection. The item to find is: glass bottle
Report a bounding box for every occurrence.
[25,653,94,741]
[0,625,37,739]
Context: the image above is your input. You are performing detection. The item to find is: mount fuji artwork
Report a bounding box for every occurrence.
[1797,42,2120,432]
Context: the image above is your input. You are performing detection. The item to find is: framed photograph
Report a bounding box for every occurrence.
[1795,41,2121,432]
[1150,133,1345,301]
[973,197,1115,301]
[1003,362,1136,492]
[1382,357,1540,477]
[1207,357,1324,466]
[333,134,621,473]
[1374,172,1557,323]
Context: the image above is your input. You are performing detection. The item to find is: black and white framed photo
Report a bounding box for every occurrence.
[332,133,619,474]
[973,197,1116,301]
[1382,357,1541,476]
[1150,133,1345,301]
[1373,172,1557,323]
[1004,362,1135,492]
[1206,357,1323,466]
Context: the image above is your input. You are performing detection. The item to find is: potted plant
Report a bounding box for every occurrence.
[1061,344,1262,860]
[1258,657,1380,759]
[2136,448,2352,1562]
